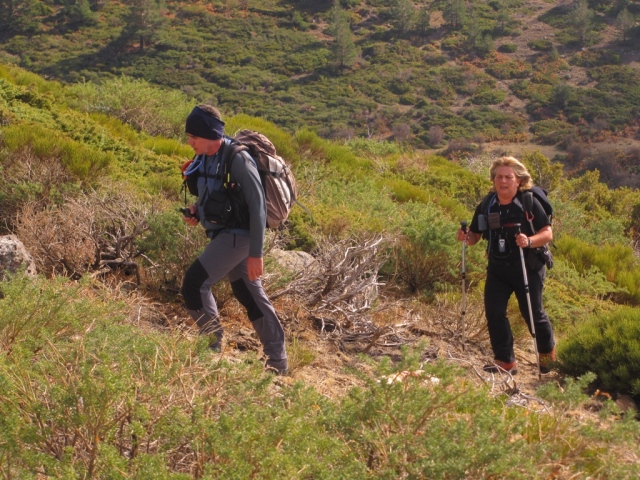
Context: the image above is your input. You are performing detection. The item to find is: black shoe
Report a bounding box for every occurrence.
[539,348,556,374]
[483,360,517,375]
[208,334,223,353]
[265,358,288,375]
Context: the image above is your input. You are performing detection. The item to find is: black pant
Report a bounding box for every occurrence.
[484,261,555,364]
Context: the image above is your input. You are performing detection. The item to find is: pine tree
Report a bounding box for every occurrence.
[124,0,166,52]
[61,0,96,27]
[571,0,595,46]
[391,0,415,34]
[495,0,512,34]
[416,5,431,35]
[0,0,41,35]
[328,3,357,71]
[442,0,466,29]
[616,8,635,44]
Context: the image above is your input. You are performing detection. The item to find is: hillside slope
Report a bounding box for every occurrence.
[1,59,640,478]
[0,0,639,185]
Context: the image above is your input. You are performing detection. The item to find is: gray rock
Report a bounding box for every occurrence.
[269,249,317,275]
[0,235,37,280]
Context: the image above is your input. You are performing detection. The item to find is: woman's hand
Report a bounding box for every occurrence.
[516,232,530,249]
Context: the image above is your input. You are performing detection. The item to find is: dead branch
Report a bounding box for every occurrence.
[273,233,421,351]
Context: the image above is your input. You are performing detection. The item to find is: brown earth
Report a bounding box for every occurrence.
[149,281,568,409]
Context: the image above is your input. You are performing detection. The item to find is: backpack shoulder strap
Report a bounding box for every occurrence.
[480,192,497,216]
[220,140,249,186]
[522,190,533,214]
[517,190,536,233]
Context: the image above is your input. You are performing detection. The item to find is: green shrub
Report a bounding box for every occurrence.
[555,236,640,303]
[334,350,640,478]
[88,112,142,145]
[67,76,193,138]
[0,275,116,356]
[486,57,532,79]
[392,203,460,293]
[136,210,207,290]
[543,260,623,332]
[141,136,193,157]
[554,200,630,246]
[530,119,575,144]
[226,114,300,165]
[344,137,403,157]
[497,43,517,53]
[528,39,554,51]
[462,106,527,139]
[509,79,553,103]
[295,128,372,176]
[382,177,431,204]
[558,306,640,396]
[1,123,112,180]
[0,64,65,100]
[471,87,506,105]
[570,50,622,67]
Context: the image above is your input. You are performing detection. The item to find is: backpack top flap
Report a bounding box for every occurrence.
[234,130,277,158]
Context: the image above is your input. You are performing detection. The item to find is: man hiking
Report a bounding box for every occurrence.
[180,104,288,375]
[456,156,556,375]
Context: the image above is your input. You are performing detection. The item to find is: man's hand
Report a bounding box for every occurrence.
[182,204,199,226]
[247,256,263,281]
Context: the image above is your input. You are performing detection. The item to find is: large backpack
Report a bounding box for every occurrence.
[222,130,299,229]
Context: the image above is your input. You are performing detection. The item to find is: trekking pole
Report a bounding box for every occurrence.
[459,221,467,346]
[515,224,541,378]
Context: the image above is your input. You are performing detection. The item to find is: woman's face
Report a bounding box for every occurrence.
[493,166,521,201]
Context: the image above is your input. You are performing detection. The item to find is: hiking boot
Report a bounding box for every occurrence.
[483,360,518,375]
[208,334,223,353]
[265,358,288,376]
[539,348,556,374]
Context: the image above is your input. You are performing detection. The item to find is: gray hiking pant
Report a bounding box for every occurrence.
[181,231,287,362]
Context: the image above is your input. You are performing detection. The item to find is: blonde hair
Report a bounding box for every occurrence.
[489,156,533,191]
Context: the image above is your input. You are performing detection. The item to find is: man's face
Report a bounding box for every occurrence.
[493,166,521,200]
[187,134,222,156]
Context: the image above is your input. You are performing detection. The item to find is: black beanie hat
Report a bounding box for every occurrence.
[185,106,225,140]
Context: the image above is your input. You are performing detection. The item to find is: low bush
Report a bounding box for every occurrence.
[558,306,640,397]
[528,39,554,51]
[554,236,640,304]
[67,76,193,138]
[570,50,622,67]
[530,119,575,144]
[15,186,155,282]
[470,87,506,105]
[392,203,460,293]
[0,274,114,355]
[485,57,532,79]
[142,136,193,158]
[1,123,112,181]
[137,209,207,291]
[1,274,640,478]
[497,43,517,53]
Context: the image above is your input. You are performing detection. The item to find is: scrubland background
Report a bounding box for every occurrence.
[0,0,640,478]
